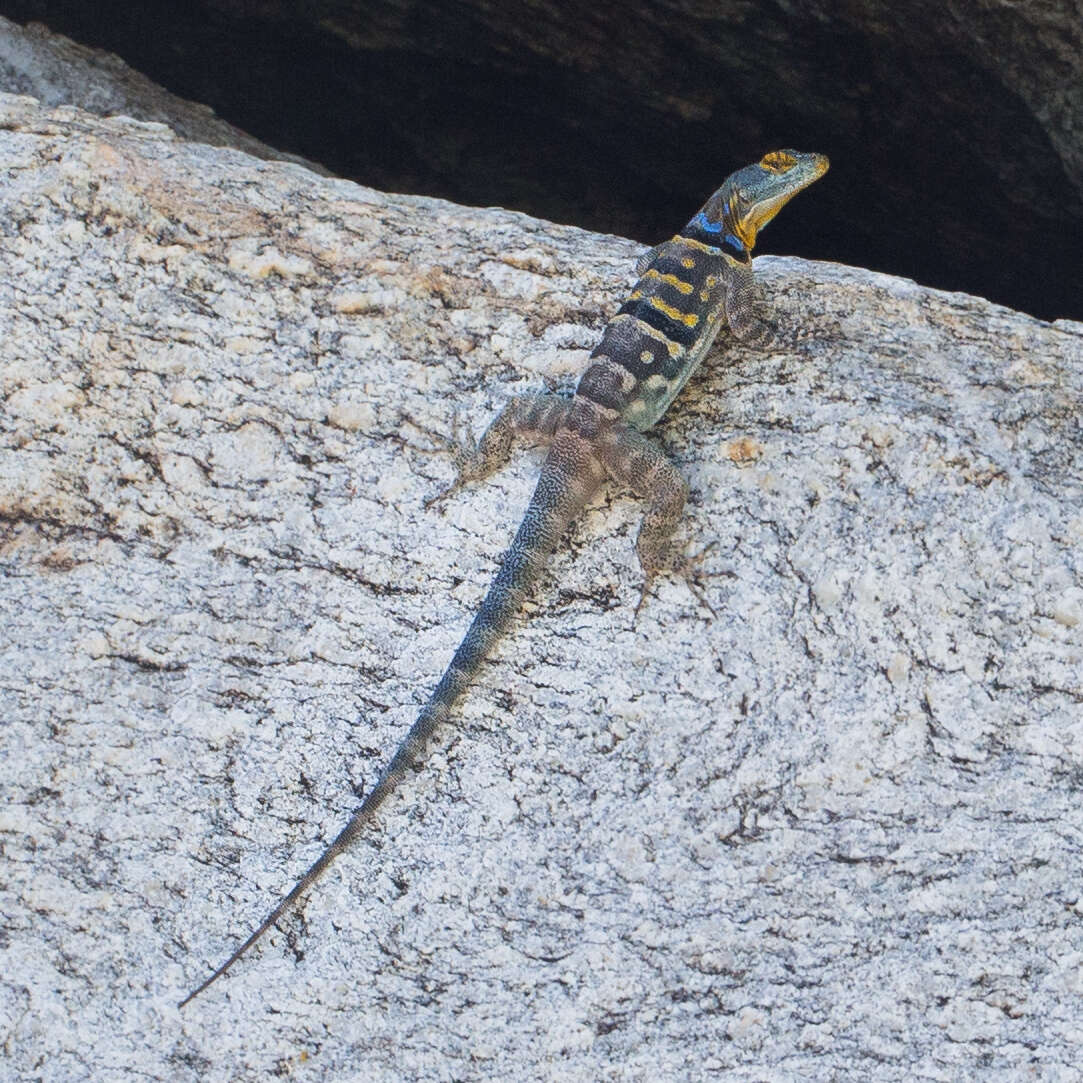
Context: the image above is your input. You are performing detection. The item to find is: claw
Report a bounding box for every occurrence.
[633,541,717,619]
[422,413,477,510]
[633,575,655,621]
[404,413,456,456]
[678,541,719,616]
[424,482,459,511]
[682,574,718,618]
[684,540,718,570]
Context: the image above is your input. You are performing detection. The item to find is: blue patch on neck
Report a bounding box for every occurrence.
[689,212,747,258]
[691,211,723,234]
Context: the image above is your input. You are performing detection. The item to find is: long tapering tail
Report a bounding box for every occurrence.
[180,440,599,1007]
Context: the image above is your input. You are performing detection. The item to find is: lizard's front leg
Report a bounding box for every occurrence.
[427,393,572,507]
[724,260,777,348]
[595,423,714,614]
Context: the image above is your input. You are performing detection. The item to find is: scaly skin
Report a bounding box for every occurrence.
[179,149,828,1007]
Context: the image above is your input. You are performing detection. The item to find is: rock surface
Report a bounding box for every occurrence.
[1,93,1081,1081]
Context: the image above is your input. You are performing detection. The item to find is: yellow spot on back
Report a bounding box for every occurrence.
[643,269,694,294]
[681,258,695,269]
[640,350,654,363]
[649,296,699,327]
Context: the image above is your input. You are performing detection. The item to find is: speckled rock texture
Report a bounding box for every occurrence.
[1,93,1081,1081]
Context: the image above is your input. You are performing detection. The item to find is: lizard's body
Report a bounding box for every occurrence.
[180,150,828,1006]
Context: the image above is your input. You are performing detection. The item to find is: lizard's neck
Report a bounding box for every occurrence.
[682,209,750,264]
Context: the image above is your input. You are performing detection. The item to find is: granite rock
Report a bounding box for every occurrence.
[0,93,1081,1081]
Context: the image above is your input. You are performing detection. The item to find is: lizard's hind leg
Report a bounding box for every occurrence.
[596,424,716,615]
[426,393,572,508]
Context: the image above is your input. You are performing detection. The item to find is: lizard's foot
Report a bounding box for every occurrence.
[423,413,482,510]
[673,541,719,617]
[634,541,718,619]
[425,474,463,511]
[634,574,656,620]
[421,411,471,459]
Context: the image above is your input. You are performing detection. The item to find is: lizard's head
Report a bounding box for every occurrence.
[706,150,829,254]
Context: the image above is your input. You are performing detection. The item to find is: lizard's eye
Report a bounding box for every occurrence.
[759,151,797,173]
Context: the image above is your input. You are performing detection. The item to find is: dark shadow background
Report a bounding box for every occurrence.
[3,0,1081,321]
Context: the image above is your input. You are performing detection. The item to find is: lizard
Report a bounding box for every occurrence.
[179,149,829,1007]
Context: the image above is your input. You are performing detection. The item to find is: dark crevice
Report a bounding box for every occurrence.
[1,1,1079,321]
